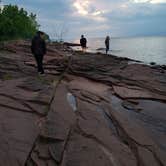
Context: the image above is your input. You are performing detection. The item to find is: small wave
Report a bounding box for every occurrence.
[110,49,122,53]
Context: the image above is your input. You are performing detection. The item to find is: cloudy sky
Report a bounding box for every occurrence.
[1,0,166,39]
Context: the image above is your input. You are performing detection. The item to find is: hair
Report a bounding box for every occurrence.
[37,31,45,35]
[81,35,84,38]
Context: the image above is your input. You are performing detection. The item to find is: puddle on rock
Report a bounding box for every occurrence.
[108,93,166,151]
[109,95,126,113]
[67,92,77,112]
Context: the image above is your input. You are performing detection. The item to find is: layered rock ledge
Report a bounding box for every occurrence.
[0,40,166,166]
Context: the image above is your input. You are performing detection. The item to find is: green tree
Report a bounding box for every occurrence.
[0,4,39,41]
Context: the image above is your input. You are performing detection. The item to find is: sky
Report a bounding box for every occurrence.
[1,0,166,39]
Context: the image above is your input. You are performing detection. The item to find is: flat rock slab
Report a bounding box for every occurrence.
[0,41,166,166]
[113,85,166,101]
[67,76,166,166]
[0,76,55,165]
[0,107,39,166]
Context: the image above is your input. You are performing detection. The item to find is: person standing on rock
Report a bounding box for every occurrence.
[105,36,110,55]
[31,31,47,75]
[80,35,87,52]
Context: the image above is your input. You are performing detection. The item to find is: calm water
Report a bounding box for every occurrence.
[73,36,166,65]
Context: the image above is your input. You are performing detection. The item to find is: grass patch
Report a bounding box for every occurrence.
[37,75,51,85]
[3,73,13,80]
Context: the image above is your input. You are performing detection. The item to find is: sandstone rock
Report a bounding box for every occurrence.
[0,40,166,166]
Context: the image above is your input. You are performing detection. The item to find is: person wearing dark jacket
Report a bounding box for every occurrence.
[105,36,110,55]
[31,31,46,75]
[80,35,87,52]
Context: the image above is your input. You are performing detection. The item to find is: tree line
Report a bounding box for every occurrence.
[0,4,39,41]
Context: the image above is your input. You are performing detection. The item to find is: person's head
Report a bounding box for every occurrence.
[37,31,45,39]
[81,35,84,38]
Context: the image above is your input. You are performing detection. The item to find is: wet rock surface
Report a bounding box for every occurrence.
[0,40,166,166]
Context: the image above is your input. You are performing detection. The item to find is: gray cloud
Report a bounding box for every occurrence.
[4,0,166,39]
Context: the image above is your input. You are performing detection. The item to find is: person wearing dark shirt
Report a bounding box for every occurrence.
[80,35,87,52]
[105,36,110,55]
[31,31,46,75]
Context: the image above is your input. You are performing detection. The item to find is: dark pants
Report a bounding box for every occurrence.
[106,45,109,54]
[34,54,44,74]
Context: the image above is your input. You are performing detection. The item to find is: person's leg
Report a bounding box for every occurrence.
[81,46,84,52]
[83,46,86,53]
[34,54,41,72]
[38,54,44,74]
[41,55,44,74]
[84,47,87,52]
[106,46,109,55]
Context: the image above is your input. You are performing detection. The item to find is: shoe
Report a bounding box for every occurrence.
[38,72,45,76]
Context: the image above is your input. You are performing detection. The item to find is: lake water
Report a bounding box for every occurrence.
[72,36,166,65]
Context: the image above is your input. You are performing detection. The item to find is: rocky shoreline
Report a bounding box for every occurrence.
[0,40,166,166]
